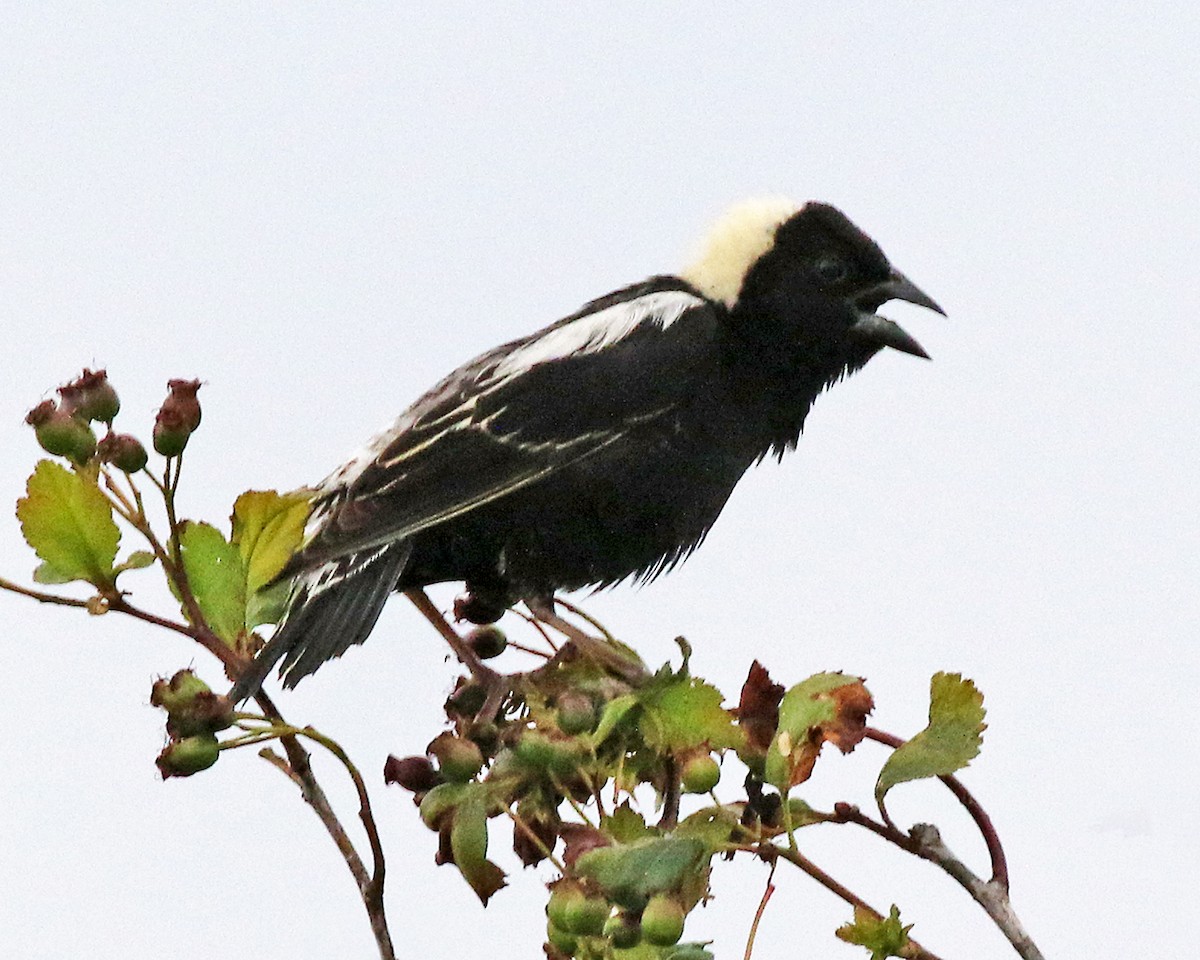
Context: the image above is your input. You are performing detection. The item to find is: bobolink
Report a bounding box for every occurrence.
[235,199,943,696]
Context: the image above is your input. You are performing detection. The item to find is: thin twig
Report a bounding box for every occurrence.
[0,576,90,609]
[762,844,945,960]
[743,859,776,960]
[253,690,395,960]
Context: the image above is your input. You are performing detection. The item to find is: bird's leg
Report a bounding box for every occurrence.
[405,588,508,720]
[525,596,648,684]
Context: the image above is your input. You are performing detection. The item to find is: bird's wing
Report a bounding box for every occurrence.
[297,281,720,563]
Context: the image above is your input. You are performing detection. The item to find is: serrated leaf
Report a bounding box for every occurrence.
[641,675,742,753]
[576,837,708,907]
[765,672,873,791]
[230,489,310,627]
[835,905,913,959]
[450,787,507,904]
[607,802,653,844]
[16,460,120,587]
[177,521,246,644]
[875,673,986,809]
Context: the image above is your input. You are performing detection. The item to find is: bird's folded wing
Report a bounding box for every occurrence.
[300,283,719,561]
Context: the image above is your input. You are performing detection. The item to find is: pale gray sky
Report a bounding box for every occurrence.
[2,5,1196,958]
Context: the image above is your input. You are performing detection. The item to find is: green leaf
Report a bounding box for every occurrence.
[606,802,654,844]
[177,521,246,643]
[591,693,639,748]
[449,787,507,904]
[640,675,742,753]
[765,672,872,791]
[576,837,708,908]
[835,905,913,959]
[16,460,119,587]
[113,550,156,576]
[230,489,310,628]
[875,673,986,809]
[676,807,740,849]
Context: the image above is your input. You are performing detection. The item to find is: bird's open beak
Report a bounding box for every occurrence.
[850,269,945,360]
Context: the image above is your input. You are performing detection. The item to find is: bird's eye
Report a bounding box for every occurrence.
[814,256,848,283]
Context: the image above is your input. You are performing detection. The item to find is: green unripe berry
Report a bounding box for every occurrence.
[640,895,686,946]
[556,691,598,736]
[546,919,578,956]
[563,893,610,936]
[466,624,507,659]
[156,734,219,778]
[680,754,721,794]
[603,911,641,949]
[428,733,483,783]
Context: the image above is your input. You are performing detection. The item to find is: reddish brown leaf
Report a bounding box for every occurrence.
[737,660,784,754]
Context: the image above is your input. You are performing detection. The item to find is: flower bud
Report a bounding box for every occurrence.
[453,591,506,625]
[383,754,443,792]
[97,432,148,473]
[26,400,97,463]
[153,378,202,456]
[58,368,120,424]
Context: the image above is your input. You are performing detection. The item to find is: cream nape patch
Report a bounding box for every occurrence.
[681,197,799,308]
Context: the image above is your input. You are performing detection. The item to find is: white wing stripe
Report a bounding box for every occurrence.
[492,290,703,379]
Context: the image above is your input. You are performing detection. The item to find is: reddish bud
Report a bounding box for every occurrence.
[383,754,443,792]
[58,368,120,424]
[97,432,148,473]
[453,591,506,625]
[153,378,202,456]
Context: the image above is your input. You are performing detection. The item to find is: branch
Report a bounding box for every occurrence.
[253,690,395,960]
[908,824,1044,960]
[865,727,1009,889]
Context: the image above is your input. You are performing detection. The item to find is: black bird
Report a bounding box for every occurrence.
[233,199,943,697]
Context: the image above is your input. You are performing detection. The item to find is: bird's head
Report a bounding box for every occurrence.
[682,198,944,370]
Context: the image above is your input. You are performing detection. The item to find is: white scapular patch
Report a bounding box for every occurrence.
[492,289,704,379]
[681,197,799,308]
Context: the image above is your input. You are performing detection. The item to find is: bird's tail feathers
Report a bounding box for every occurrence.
[229,542,411,702]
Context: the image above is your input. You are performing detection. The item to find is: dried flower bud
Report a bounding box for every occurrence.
[453,591,506,625]
[383,754,443,792]
[97,432,148,473]
[153,378,202,456]
[58,368,120,424]
[26,400,97,463]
